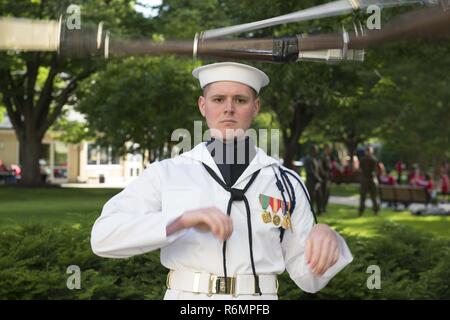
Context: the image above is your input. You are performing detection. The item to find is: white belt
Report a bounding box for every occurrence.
[166,270,278,296]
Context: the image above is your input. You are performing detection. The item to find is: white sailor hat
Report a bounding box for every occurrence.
[192,62,270,93]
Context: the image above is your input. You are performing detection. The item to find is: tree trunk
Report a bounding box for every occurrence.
[283,136,299,170]
[1,53,96,187]
[282,104,314,170]
[18,133,43,186]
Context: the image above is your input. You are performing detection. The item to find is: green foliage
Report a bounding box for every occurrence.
[0,224,167,299]
[375,43,450,167]
[0,0,157,185]
[2,0,448,175]
[0,187,119,226]
[51,117,94,144]
[77,56,200,162]
[0,221,448,299]
[0,104,4,123]
[155,0,228,39]
[279,222,450,300]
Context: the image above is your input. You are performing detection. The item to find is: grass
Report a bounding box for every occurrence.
[320,203,450,240]
[0,187,120,228]
[329,183,360,197]
[1,186,449,240]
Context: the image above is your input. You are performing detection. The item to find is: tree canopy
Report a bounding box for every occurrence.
[1,0,448,180]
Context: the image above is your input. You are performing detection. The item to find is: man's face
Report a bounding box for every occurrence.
[198,81,260,141]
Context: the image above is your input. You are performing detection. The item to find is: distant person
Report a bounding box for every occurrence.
[379,168,396,186]
[9,164,21,183]
[358,146,380,216]
[304,145,323,215]
[0,160,8,172]
[0,160,15,184]
[378,167,397,208]
[376,161,385,183]
[10,164,21,178]
[409,166,425,187]
[415,173,436,204]
[343,164,352,176]
[439,166,449,202]
[331,159,341,177]
[395,160,405,184]
[319,144,332,213]
[352,155,360,172]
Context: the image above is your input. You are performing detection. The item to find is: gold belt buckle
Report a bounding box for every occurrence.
[208,275,235,296]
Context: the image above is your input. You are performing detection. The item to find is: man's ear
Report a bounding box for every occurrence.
[252,97,260,118]
[198,96,206,117]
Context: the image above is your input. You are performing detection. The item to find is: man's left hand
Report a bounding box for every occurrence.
[305,224,340,276]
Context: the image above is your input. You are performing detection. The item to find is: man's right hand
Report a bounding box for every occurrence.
[166,207,233,241]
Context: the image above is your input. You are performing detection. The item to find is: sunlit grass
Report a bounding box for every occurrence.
[1,186,448,240]
[321,203,450,240]
[0,187,120,227]
[329,183,360,197]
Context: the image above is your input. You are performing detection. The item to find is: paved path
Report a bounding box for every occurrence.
[329,195,450,212]
[61,182,129,189]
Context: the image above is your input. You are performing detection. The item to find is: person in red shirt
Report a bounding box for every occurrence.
[413,173,436,204]
[331,159,340,176]
[440,174,449,194]
[378,167,396,208]
[379,170,396,185]
[422,174,434,193]
[439,165,449,202]
[409,166,425,187]
[395,160,404,184]
[0,160,8,172]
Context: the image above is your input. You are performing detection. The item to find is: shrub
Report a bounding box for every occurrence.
[279,222,450,299]
[0,222,448,299]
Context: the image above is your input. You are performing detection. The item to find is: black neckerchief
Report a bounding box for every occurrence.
[206,136,256,187]
[204,136,261,295]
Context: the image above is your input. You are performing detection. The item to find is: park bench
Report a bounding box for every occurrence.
[0,171,16,185]
[378,184,430,208]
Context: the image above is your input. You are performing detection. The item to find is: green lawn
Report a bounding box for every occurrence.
[1,186,449,240]
[321,203,450,240]
[0,187,120,228]
[329,183,360,197]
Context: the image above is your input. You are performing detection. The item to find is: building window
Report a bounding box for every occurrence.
[54,142,68,167]
[111,149,120,165]
[99,146,109,165]
[87,144,98,165]
[53,142,68,179]
[87,143,120,165]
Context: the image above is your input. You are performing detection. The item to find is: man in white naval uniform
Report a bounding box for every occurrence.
[91,62,353,300]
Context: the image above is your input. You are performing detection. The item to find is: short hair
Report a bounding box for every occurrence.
[202,83,258,100]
